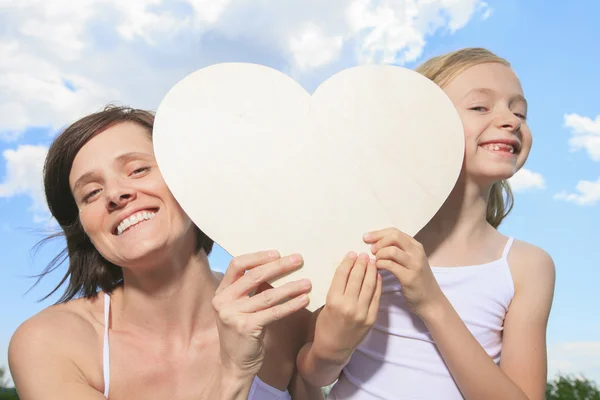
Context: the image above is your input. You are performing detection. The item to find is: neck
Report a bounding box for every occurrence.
[415,173,492,256]
[114,233,220,344]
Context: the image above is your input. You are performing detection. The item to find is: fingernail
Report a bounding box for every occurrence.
[298,294,309,303]
[269,250,280,258]
[363,233,372,240]
[300,278,311,288]
[347,251,357,259]
[289,254,301,264]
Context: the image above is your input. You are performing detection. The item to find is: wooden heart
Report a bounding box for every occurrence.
[153,63,464,311]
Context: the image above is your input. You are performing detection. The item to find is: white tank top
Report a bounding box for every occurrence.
[101,293,291,399]
[329,237,515,399]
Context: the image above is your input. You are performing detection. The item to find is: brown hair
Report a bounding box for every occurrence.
[415,47,515,228]
[35,104,213,303]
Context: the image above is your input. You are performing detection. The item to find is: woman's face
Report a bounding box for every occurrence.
[69,122,195,268]
[442,62,532,186]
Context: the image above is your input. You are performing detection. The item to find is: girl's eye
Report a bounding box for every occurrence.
[131,166,150,175]
[469,106,487,112]
[82,189,101,203]
[514,113,527,120]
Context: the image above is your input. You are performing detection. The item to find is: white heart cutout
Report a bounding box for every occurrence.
[153,63,464,311]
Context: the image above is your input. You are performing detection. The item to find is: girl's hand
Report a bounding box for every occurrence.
[364,228,444,319]
[311,252,382,363]
[212,251,311,377]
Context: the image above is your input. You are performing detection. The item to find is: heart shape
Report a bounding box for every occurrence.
[153,63,464,311]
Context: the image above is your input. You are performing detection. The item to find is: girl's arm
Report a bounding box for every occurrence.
[366,229,555,400]
[422,242,554,400]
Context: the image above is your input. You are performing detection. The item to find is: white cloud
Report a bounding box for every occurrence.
[289,25,344,71]
[0,144,49,219]
[548,342,600,384]
[554,177,600,206]
[509,168,545,192]
[0,0,488,140]
[564,113,600,161]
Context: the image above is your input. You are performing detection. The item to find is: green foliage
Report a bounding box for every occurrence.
[0,388,19,400]
[0,368,18,400]
[546,374,600,400]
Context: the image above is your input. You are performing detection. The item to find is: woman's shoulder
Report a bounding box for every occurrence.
[9,293,105,371]
[8,293,108,395]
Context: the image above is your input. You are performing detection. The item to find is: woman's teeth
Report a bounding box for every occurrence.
[117,211,156,235]
[482,143,515,154]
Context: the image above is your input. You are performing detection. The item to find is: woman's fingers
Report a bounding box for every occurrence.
[251,292,310,327]
[217,250,281,294]
[237,279,312,313]
[220,253,304,301]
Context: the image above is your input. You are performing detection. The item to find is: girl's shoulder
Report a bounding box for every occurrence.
[506,238,555,294]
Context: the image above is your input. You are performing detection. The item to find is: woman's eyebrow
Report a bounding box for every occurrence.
[114,151,153,165]
[73,171,100,194]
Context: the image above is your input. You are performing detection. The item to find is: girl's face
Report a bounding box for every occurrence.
[69,122,195,269]
[443,62,532,187]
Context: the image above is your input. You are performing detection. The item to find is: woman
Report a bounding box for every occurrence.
[8,106,324,399]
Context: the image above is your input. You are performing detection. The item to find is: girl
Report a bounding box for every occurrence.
[297,47,556,400]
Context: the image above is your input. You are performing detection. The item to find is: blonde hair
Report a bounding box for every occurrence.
[415,47,515,229]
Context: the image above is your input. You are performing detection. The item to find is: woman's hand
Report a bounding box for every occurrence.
[212,250,311,378]
[364,228,444,319]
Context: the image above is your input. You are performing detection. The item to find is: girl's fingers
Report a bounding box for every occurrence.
[366,229,412,254]
[375,259,408,282]
[329,252,357,297]
[367,273,383,322]
[375,246,410,267]
[357,259,378,310]
[345,253,369,298]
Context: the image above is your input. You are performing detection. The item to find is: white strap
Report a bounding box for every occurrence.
[103,293,111,398]
[502,237,515,260]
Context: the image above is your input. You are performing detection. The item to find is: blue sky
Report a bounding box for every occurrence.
[1,0,599,387]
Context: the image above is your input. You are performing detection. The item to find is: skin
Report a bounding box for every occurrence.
[298,62,555,400]
[8,123,324,400]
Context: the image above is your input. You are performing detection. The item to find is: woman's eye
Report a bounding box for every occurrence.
[83,189,101,202]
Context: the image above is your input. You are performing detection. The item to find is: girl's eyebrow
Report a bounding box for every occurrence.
[462,88,528,107]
